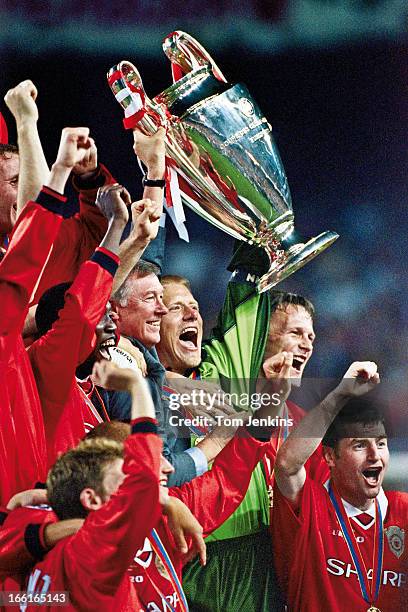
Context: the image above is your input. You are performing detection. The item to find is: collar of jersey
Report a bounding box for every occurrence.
[324,481,388,523]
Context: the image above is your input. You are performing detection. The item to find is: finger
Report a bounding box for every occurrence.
[263,353,285,377]
[192,532,207,566]
[62,126,90,140]
[119,187,132,205]
[356,362,377,380]
[135,206,151,224]
[171,527,188,554]
[279,351,293,378]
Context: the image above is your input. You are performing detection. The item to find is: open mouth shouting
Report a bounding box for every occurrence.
[98,337,117,360]
[179,326,199,352]
[362,466,382,487]
[291,354,308,374]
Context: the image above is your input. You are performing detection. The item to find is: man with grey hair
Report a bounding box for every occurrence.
[111,260,213,486]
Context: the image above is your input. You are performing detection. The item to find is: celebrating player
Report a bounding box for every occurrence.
[272,361,408,611]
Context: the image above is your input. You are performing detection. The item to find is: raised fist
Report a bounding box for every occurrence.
[4,80,39,124]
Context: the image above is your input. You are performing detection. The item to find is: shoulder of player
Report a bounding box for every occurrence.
[385,490,408,514]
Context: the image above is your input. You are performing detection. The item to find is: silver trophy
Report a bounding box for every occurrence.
[108,31,338,292]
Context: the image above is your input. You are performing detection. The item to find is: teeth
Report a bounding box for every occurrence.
[148,321,160,327]
[182,327,197,334]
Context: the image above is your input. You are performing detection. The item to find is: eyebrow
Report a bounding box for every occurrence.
[171,299,199,306]
[350,437,387,443]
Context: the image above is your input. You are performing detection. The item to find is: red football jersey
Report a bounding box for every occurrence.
[128,429,271,610]
[0,189,67,502]
[29,164,115,306]
[28,250,118,468]
[23,433,162,612]
[272,478,408,611]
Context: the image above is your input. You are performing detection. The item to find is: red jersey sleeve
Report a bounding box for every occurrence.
[169,428,269,536]
[28,250,118,407]
[0,188,67,348]
[0,506,56,580]
[30,164,116,306]
[62,433,162,602]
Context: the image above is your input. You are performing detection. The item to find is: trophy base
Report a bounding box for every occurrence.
[257,230,339,293]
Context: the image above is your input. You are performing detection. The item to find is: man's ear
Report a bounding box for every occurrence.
[322,445,336,469]
[79,488,104,512]
[110,301,120,316]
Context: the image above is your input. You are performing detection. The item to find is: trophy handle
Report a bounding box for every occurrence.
[107,61,167,134]
[162,30,227,84]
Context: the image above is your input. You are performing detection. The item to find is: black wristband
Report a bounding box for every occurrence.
[142,176,165,188]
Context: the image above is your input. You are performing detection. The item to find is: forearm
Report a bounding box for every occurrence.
[129,377,156,421]
[276,388,348,474]
[111,234,148,295]
[43,519,83,548]
[16,120,49,213]
[46,163,72,195]
[98,218,127,257]
[196,426,235,463]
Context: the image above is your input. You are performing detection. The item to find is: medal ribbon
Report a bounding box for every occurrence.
[77,383,105,426]
[149,528,189,612]
[262,402,289,489]
[328,481,384,607]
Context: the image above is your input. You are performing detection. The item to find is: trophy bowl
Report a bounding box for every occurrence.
[107,32,338,292]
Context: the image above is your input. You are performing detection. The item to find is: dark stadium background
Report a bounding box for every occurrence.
[1,0,407,485]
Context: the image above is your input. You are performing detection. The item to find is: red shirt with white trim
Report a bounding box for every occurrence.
[24,432,162,612]
[129,428,271,610]
[272,478,408,611]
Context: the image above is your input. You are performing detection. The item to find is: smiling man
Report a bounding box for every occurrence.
[272,361,408,611]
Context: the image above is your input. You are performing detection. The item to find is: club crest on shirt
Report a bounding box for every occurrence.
[385,526,405,559]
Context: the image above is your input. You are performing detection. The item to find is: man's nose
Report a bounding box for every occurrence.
[299,335,313,352]
[161,456,175,474]
[183,305,198,320]
[367,442,381,461]
[155,298,168,315]
[105,317,117,332]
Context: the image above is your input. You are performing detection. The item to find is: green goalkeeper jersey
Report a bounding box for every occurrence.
[198,259,272,541]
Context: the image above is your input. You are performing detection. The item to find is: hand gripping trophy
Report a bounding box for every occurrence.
[107,30,338,292]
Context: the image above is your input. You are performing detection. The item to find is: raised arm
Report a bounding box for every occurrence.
[170,428,269,538]
[4,80,49,213]
[112,128,165,294]
[0,125,93,345]
[274,361,380,504]
[65,362,161,599]
[28,181,129,407]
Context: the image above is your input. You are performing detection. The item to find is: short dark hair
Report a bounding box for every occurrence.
[323,398,387,449]
[112,259,160,307]
[47,438,124,520]
[35,282,71,336]
[0,143,18,158]
[269,290,315,319]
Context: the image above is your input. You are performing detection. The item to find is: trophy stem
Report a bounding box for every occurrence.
[257,230,339,293]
